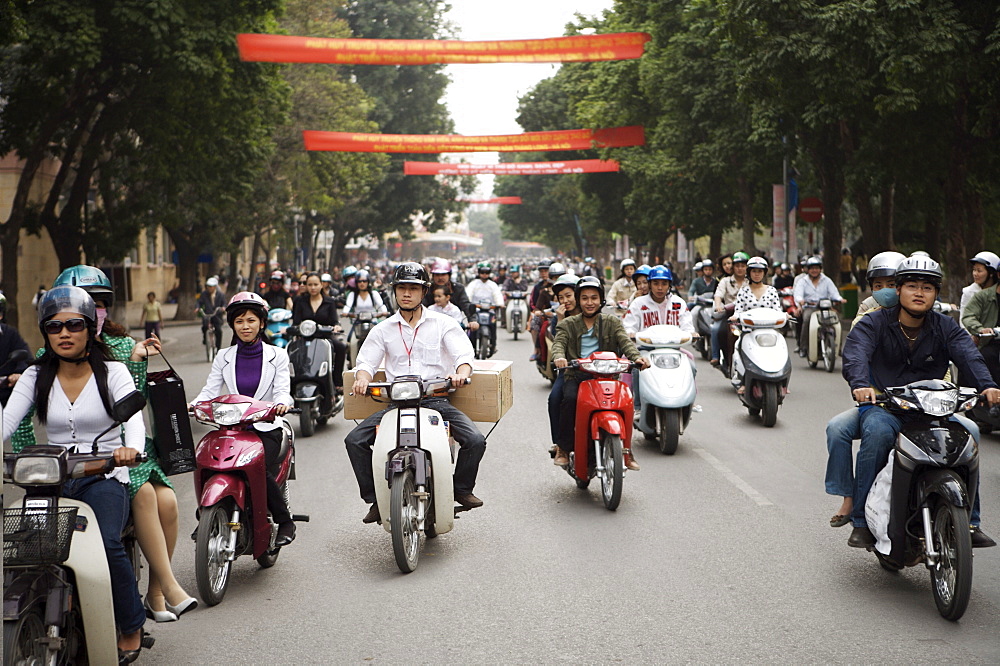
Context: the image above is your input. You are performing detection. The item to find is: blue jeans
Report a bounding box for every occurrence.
[825,408,860,497]
[710,320,723,362]
[62,476,145,635]
[851,408,982,528]
[548,373,565,444]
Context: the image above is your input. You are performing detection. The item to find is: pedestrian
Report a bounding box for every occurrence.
[140,291,164,339]
[31,284,47,310]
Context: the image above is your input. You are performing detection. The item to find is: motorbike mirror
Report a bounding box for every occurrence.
[6,349,31,365]
[89,390,145,456]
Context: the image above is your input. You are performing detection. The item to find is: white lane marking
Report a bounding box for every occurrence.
[692,447,774,507]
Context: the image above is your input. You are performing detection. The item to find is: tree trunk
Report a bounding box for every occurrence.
[808,126,846,280]
[709,228,722,260]
[736,173,757,255]
[166,228,200,321]
[853,183,881,260]
[1,152,46,330]
[879,182,895,251]
[942,92,973,304]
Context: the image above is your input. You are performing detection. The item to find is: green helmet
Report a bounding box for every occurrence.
[732,252,750,264]
[476,261,492,273]
[53,265,115,307]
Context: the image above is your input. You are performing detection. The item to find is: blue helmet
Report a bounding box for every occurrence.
[634,264,652,278]
[648,265,673,283]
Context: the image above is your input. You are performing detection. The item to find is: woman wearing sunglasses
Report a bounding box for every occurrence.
[2,286,150,661]
[11,265,196,625]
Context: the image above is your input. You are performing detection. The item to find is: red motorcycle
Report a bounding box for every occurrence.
[779,286,798,338]
[190,395,308,605]
[551,351,639,510]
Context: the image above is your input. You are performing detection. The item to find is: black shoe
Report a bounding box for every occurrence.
[847,526,875,548]
[971,526,997,548]
[362,504,381,524]
[275,521,296,547]
[455,493,484,509]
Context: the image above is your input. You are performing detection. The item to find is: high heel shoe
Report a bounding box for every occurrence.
[164,596,198,618]
[143,597,177,623]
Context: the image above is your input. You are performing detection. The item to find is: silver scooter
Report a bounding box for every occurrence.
[634,325,698,455]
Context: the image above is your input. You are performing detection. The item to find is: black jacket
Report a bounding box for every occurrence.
[0,324,31,406]
[842,306,997,393]
[292,294,339,327]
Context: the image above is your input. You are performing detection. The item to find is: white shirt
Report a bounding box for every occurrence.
[624,293,694,335]
[793,273,841,306]
[355,307,475,382]
[343,290,386,316]
[960,282,982,320]
[465,278,504,307]
[3,363,146,483]
[428,302,467,326]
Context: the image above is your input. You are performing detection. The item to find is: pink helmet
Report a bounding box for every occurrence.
[270,270,285,281]
[226,292,269,329]
[430,260,452,275]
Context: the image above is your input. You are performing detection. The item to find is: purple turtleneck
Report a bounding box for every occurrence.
[235,338,263,397]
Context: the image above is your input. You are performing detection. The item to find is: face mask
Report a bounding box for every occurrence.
[873,288,898,308]
[96,307,107,335]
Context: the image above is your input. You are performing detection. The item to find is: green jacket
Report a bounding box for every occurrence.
[551,313,641,378]
[961,286,1000,349]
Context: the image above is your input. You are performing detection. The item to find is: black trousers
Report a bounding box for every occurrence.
[982,340,1000,385]
[345,398,486,504]
[332,336,347,388]
[256,427,292,524]
[558,376,583,451]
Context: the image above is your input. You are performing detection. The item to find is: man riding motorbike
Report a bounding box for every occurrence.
[688,260,718,300]
[842,255,999,548]
[346,262,486,524]
[624,265,694,336]
[197,277,226,350]
[261,270,293,311]
[793,256,845,356]
[546,275,582,454]
[466,262,505,357]
[551,277,649,470]
[423,259,473,324]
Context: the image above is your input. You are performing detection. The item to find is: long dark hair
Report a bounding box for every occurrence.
[227,304,269,346]
[33,327,114,424]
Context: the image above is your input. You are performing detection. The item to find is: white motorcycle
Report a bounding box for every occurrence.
[504,290,528,340]
[366,375,472,573]
[634,325,698,455]
[806,298,842,372]
[3,392,152,665]
[731,307,792,427]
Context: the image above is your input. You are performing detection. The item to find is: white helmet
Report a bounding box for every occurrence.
[746,256,769,271]
[206,277,219,287]
[866,251,907,288]
[970,251,1000,272]
[619,258,636,271]
[693,261,703,272]
[548,262,567,278]
[805,256,823,268]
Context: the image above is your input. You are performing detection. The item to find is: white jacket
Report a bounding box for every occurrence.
[624,293,693,335]
[191,343,293,432]
[466,279,504,307]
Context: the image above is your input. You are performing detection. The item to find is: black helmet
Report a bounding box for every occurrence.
[537,260,552,270]
[392,262,431,289]
[575,275,605,306]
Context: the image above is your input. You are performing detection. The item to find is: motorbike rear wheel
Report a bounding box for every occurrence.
[822,330,837,373]
[4,608,49,665]
[600,433,624,511]
[299,408,315,438]
[658,408,680,455]
[930,502,973,621]
[390,469,421,573]
[196,503,234,606]
[761,383,779,428]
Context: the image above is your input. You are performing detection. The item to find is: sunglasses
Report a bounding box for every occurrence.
[43,318,88,334]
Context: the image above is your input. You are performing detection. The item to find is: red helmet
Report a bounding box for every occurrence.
[430,260,452,275]
[270,270,285,281]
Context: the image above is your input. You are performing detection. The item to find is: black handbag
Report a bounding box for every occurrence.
[146,349,196,475]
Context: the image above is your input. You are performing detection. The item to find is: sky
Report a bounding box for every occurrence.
[440,0,615,197]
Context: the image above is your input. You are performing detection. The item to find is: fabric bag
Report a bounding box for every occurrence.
[146,350,196,475]
[865,451,895,555]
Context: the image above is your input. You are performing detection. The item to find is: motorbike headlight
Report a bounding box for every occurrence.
[651,353,681,370]
[581,359,631,374]
[12,457,63,485]
[910,388,958,417]
[755,332,778,347]
[212,402,250,426]
[298,320,317,337]
[818,299,833,309]
[390,381,422,401]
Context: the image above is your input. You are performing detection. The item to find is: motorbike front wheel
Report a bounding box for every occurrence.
[4,608,49,665]
[658,408,680,455]
[299,407,315,438]
[600,433,624,511]
[390,469,421,573]
[930,502,973,621]
[761,383,779,428]
[822,330,837,373]
[512,314,520,340]
[196,503,235,606]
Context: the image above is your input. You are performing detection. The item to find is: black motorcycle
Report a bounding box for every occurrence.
[861,379,987,621]
[286,320,343,437]
[471,300,497,360]
[346,311,379,368]
[688,293,714,360]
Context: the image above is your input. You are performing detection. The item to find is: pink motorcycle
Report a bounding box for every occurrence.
[190,395,308,605]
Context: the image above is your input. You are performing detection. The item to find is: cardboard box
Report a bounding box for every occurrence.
[343,360,513,422]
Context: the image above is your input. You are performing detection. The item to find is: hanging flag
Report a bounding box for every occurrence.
[238,33,650,65]
[459,197,522,204]
[405,159,620,175]
[304,127,644,153]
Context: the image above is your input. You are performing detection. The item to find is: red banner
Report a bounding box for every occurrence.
[238,33,650,65]
[304,127,644,153]
[405,159,620,175]
[459,197,522,204]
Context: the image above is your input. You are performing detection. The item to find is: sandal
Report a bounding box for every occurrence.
[736,385,745,395]
[830,514,851,528]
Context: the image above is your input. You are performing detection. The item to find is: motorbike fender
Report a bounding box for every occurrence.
[916,468,970,509]
[199,473,247,511]
[590,411,626,441]
[637,355,697,409]
[806,314,840,363]
[294,382,319,401]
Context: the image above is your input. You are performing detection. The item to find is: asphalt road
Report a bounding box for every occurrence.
[37,320,1000,662]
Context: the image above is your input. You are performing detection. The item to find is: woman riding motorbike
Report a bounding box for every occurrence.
[730,257,781,395]
[293,272,347,396]
[607,259,637,316]
[191,292,297,547]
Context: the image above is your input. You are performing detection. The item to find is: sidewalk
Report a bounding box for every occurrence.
[122,301,200,332]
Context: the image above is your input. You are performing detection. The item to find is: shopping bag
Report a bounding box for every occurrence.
[146,350,196,475]
[865,451,894,555]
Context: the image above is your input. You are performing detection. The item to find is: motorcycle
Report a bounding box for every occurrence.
[265,307,293,348]
[861,380,990,621]
[634,325,697,455]
[3,392,152,665]
[472,300,496,360]
[965,330,1000,434]
[779,287,797,339]
[190,395,308,605]
[550,352,640,510]
[712,302,736,373]
[535,309,558,385]
[286,320,343,437]
[505,290,528,341]
[806,298,842,372]
[346,311,380,367]
[688,293,714,360]
[731,307,792,427]
[365,375,472,573]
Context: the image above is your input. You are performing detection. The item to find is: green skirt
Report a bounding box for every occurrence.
[128,437,175,500]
